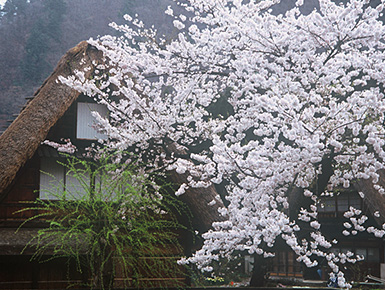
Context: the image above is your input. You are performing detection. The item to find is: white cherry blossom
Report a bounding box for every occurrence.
[60,0,385,286]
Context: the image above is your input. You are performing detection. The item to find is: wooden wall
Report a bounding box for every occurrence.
[0,154,40,223]
[0,253,188,289]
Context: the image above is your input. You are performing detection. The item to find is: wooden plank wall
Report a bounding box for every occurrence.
[0,155,39,222]
[0,253,188,289]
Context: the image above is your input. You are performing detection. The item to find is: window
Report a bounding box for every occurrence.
[270,251,302,277]
[356,248,367,260]
[40,158,65,200]
[318,198,336,213]
[368,248,380,262]
[338,195,349,212]
[318,192,362,215]
[329,248,379,263]
[40,158,89,200]
[40,158,115,200]
[76,102,108,140]
[336,193,362,212]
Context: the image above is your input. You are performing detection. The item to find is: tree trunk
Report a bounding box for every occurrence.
[165,142,227,232]
[91,241,114,290]
[249,254,268,287]
[168,170,226,232]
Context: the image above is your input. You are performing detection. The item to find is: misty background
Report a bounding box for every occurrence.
[0,0,343,133]
[0,0,182,132]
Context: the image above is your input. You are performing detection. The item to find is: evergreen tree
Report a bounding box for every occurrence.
[19,0,66,84]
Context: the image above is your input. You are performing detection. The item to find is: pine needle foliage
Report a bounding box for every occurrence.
[17,152,189,289]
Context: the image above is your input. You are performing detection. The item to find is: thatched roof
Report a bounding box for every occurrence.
[0,41,102,199]
[0,228,40,255]
[0,228,90,255]
[354,171,385,226]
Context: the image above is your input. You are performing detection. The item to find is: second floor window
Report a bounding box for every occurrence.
[76,102,108,140]
[318,192,362,215]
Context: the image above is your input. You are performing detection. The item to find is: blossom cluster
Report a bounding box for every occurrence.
[60,0,385,286]
[42,139,77,154]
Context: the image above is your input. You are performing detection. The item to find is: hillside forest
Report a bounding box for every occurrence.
[0,0,328,132]
[0,0,180,132]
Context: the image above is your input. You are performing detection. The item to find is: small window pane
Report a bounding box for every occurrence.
[319,198,336,212]
[356,248,367,260]
[95,173,119,199]
[341,248,353,254]
[368,248,380,262]
[40,158,65,200]
[77,103,108,140]
[65,164,90,200]
[330,248,340,255]
[338,195,349,212]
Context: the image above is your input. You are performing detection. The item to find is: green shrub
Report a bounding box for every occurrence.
[17,152,188,289]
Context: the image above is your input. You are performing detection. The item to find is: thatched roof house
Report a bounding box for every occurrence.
[0,40,227,289]
[1,40,385,285]
[0,42,100,199]
[0,40,224,229]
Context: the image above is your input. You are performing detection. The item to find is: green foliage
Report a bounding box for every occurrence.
[1,0,30,18]
[17,152,188,289]
[19,0,66,84]
[204,276,225,285]
[20,18,50,82]
[42,0,66,40]
[191,253,248,287]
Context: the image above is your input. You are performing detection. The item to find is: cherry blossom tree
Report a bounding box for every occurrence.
[60,0,385,287]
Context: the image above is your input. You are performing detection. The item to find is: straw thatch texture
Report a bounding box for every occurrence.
[0,41,102,199]
[354,170,385,226]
